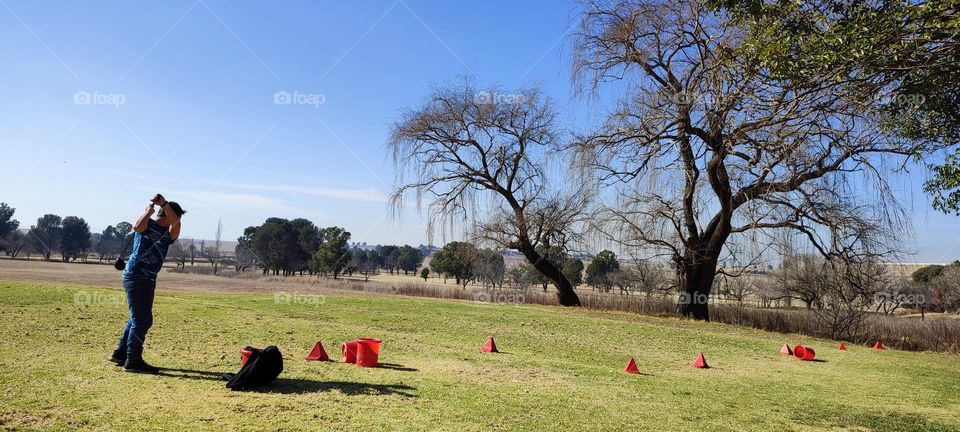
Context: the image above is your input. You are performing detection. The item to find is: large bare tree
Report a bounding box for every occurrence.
[572,0,915,319]
[389,80,588,306]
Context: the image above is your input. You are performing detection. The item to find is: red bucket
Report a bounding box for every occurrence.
[357,338,382,354]
[794,345,816,361]
[356,339,381,368]
[240,348,253,366]
[341,341,358,363]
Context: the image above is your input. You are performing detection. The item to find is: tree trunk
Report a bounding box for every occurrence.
[677,248,721,321]
[519,241,580,306]
[678,270,713,320]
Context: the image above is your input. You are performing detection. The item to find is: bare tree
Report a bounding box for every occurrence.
[812,221,898,338]
[571,0,913,320]
[608,267,639,295]
[234,239,256,272]
[873,275,913,315]
[356,260,378,282]
[389,79,589,306]
[630,259,675,299]
[170,238,192,268]
[347,249,379,282]
[204,219,223,275]
[507,265,533,291]
[716,273,754,309]
[784,254,829,310]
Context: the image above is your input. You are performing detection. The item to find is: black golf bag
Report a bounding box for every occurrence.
[224,346,283,391]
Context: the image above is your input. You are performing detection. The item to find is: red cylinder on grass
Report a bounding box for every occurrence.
[341,341,358,363]
[356,339,381,367]
[357,338,382,354]
[794,344,815,361]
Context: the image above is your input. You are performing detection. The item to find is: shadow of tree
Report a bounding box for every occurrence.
[251,378,416,396]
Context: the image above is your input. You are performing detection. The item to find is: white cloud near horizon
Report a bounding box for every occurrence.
[66,166,389,204]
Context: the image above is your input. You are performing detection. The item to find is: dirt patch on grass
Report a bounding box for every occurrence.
[0,411,55,429]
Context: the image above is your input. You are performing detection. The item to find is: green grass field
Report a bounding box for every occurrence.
[2,281,959,431]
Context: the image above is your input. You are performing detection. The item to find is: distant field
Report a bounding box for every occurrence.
[2,268,960,430]
[0,258,512,297]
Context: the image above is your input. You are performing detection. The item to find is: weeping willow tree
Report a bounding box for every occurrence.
[388,80,589,306]
[571,0,916,320]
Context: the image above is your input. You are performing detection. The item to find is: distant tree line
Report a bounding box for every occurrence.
[235,218,427,279]
[231,218,608,290]
[0,203,95,262]
[0,202,210,269]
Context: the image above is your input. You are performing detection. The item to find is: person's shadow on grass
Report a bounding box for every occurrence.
[154,368,417,397]
[155,367,226,382]
[250,379,416,397]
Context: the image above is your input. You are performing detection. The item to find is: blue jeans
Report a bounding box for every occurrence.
[116,276,156,359]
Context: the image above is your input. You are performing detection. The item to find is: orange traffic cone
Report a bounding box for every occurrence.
[480,337,498,353]
[693,353,709,369]
[838,343,847,351]
[873,341,885,350]
[779,344,793,356]
[624,358,640,374]
[305,341,329,361]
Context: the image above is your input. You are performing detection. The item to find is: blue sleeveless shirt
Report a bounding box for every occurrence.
[123,219,173,280]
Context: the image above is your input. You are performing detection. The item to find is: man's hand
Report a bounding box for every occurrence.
[150,194,167,206]
[135,204,155,233]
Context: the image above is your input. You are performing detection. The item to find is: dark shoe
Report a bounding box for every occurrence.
[123,358,159,374]
[108,349,126,366]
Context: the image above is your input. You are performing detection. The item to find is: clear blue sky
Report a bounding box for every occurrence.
[1,0,957,262]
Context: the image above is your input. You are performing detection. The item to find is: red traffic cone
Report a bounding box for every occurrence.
[693,353,709,369]
[624,358,640,374]
[779,344,793,356]
[305,341,329,361]
[873,341,885,350]
[838,343,847,351]
[480,337,498,353]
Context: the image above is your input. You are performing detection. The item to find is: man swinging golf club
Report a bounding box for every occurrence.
[110,193,185,373]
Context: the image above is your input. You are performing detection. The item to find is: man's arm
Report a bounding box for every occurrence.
[168,219,181,242]
[152,194,181,241]
[133,204,155,233]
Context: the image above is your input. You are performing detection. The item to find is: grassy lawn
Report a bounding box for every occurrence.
[1,280,958,431]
